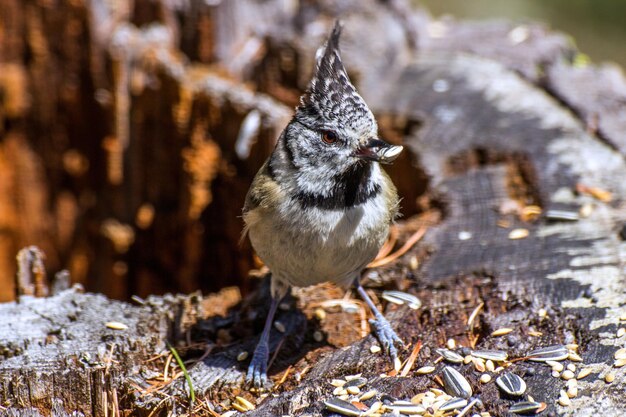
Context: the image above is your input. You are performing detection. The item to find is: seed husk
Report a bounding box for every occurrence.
[370,345,381,354]
[473,358,486,372]
[528,345,569,362]
[345,374,362,381]
[496,373,526,397]
[546,360,564,372]
[346,386,360,395]
[577,368,592,380]
[471,349,508,362]
[617,328,625,338]
[359,389,378,401]
[491,328,514,337]
[442,366,473,399]
[439,397,468,411]
[237,351,249,361]
[614,358,626,368]
[234,396,255,411]
[508,228,529,239]
[509,401,543,414]
[344,377,368,389]
[566,386,578,398]
[382,290,422,309]
[416,366,436,375]
[486,360,495,372]
[559,396,571,406]
[324,398,361,416]
[436,348,464,364]
[614,347,626,360]
[620,313,626,321]
[105,321,128,330]
[274,321,286,333]
[331,379,346,387]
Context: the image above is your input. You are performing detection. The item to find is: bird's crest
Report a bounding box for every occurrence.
[296,21,374,132]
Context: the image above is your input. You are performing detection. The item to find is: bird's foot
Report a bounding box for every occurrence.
[246,341,270,388]
[369,313,404,361]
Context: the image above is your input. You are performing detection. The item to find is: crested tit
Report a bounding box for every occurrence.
[243,21,404,387]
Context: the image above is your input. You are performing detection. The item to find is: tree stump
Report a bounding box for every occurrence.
[1,1,625,416]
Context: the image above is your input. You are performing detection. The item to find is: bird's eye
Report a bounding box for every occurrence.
[321,130,338,144]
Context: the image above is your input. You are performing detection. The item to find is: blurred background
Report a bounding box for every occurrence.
[0,0,624,303]
[420,0,626,68]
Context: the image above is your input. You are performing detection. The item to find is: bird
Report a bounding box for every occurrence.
[242,21,404,387]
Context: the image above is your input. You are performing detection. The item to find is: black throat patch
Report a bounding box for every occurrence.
[293,163,381,210]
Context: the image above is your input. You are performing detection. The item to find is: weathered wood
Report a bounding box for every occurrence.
[1,0,626,416]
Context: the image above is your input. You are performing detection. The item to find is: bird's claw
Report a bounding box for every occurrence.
[369,314,404,361]
[246,342,270,388]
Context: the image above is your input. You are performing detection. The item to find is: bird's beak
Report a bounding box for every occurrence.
[355,138,404,164]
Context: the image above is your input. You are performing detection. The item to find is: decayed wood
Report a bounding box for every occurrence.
[1,0,626,416]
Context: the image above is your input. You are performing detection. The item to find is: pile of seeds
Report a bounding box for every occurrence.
[321,339,613,416]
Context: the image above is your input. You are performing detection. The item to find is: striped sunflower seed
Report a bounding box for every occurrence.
[324,398,361,416]
[382,290,422,309]
[471,350,508,362]
[439,397,468,411]
[509,401,544,414]
[527,345,569,362]
[386,401,426,415]
[436,348,464,364]
[442,366,473,399]
[496,373,526,397]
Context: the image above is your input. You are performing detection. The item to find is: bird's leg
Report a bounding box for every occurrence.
[246,293,280,388]
[354,278,404,361]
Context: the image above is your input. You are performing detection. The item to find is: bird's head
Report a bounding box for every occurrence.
[271,22,402,206]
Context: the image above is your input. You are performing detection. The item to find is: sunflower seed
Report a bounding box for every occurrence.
[324,398,361,416]
[614,358,626,367]
[471,350,508,362]
[545,210,579,222]
[508,228,529,239]
[386,401,426,415]
[234,396,255,411]
[382,290,422,309]
[416,366,436,375]
[559,396,571,406]
[344,377,368,389]
[577,368,592,379]
[491,328,514,337]
[346,386,360,395]
[439,397,468,411]
[496,373,526,396]
[331,379,346,387]
[509,401,543,414]
[105,321,128,330]
[359,389,378,401]
[528,345,569,362]
[436,348,464,364]
[547,360,564,372]
[442,366,472,399]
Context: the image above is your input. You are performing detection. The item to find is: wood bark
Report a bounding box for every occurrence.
[1,1,625,416]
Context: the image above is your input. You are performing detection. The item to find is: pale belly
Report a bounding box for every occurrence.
[247,198,389,290]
